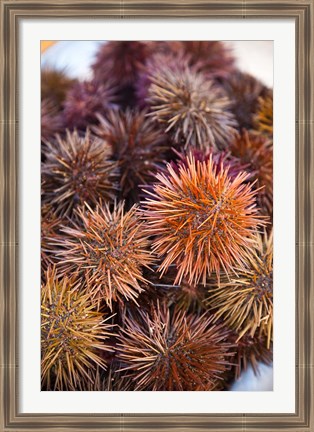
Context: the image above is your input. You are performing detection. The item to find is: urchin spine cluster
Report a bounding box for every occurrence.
[41,98,63,143]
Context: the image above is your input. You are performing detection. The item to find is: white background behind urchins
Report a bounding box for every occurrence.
[41,40,273,391]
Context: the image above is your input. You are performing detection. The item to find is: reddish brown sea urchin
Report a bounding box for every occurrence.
[93,109,167,202]
[147,66,237,150]
[142,153,265,285]
[207,230,273,348]
[116,304,235,391]
[55,201,155,310]
[41,267,115,391]
[232,333,272,379]
[42,130,119,217]
[147,266,208,313]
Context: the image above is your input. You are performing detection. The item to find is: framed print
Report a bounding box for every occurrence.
[0,1,313,431]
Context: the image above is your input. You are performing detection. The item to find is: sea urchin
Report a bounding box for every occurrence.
[230,129,273,216]
[42,129,119,217]
[55,201,155,310]
[117,304,234,391]
[63,79,117,130]
[207,230,273,348]
[93,109,167,201]
[41,267,114,391]
[142,153,265,285]
[147,66,237,150]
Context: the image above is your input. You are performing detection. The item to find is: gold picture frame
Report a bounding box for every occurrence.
[0,1,313,430]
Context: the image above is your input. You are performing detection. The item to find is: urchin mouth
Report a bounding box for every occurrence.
[84,244,130,267]
[254,274,272,297]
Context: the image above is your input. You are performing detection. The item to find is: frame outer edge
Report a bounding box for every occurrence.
[0,1,313,431]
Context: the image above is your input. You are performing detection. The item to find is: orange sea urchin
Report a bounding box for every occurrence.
[142,153,265,285]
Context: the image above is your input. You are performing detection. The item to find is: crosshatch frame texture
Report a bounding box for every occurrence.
[0,1,313,431]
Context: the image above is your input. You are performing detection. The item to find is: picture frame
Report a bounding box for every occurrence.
[0,1,313,431]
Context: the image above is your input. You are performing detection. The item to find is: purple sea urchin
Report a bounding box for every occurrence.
[146,41,235,79]
[174,41,235,78]
[63,79,117,130]
[92,41,150,87]
[171,147,251,182]
[92,41,153,108]
[135,50,197,109]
